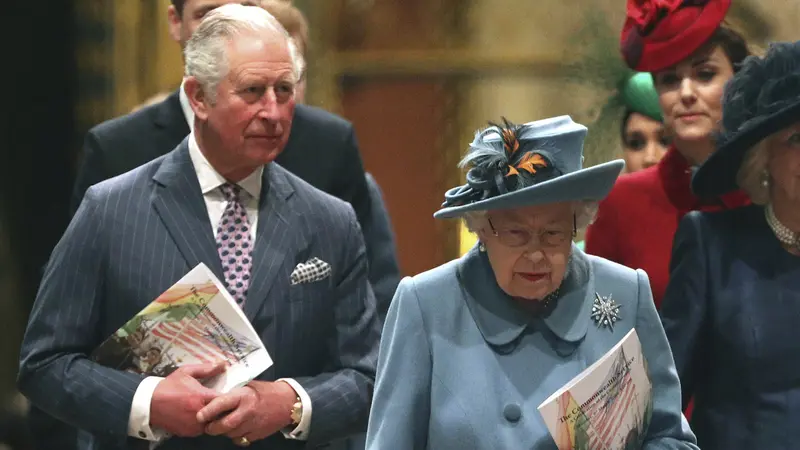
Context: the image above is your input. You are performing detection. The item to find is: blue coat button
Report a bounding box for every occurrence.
[503,403,522,422]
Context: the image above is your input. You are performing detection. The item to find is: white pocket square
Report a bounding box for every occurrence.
[290,257,331,285]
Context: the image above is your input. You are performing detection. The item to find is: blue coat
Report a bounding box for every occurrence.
[660,205,800,449]
[366,246,697,449]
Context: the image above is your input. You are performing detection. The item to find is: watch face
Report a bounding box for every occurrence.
[291,401,302,424]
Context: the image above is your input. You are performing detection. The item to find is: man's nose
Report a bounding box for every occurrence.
[257,89,281,121]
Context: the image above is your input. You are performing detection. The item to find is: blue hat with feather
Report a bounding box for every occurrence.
[434,115,625,219]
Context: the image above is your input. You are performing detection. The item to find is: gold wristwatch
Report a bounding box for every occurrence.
[290,396,303,426]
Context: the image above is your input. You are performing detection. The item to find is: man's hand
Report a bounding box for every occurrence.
[150,362,227,437]
[197,380,297,444]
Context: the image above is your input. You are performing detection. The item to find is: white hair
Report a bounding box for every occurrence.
[184,4,303,103]
[736,139,771,206]
[288,36,307,80]
[463,201,600,234]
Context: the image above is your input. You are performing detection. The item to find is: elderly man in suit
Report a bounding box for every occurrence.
[71,0,399,317]
[32,2,397,449]
[18,5,380,450]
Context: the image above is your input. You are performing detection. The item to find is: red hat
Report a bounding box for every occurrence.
[620,0,731,72]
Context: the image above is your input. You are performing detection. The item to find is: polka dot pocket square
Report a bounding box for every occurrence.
[290,257,332,285]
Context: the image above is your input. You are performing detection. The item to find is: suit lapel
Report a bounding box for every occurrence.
[243,164,298,320]
[152,89,191,157]
[151,140,225,279]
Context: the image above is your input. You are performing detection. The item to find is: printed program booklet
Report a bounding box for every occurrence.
[91,263,272,440]
[538,329,653,450]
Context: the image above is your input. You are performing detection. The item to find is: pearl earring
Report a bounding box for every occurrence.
[479,242,486,252]
[761,170,770,188]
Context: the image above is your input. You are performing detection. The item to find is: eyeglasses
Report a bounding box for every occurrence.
[487,216,576,248]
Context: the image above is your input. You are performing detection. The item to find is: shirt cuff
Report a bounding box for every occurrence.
[128,376,168,441]
[277,378,312,441]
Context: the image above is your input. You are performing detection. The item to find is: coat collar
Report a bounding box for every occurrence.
[658,146,700,210]
[457,245,594,347]
[658,146,751,210]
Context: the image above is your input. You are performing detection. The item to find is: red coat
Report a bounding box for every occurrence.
[585,147,750,308]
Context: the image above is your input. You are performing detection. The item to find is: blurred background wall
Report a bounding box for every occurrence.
[2,0,799,409]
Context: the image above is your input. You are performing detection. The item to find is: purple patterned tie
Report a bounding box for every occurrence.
[215,183,253,306]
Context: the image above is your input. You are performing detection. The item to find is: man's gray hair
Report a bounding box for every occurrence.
[184,4,303,103]
[463,201,600,233]
[736,140,771,205]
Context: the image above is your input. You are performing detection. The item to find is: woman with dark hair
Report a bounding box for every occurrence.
[661,40,800,449]
[585,0,752,308]
[619,72,670,173]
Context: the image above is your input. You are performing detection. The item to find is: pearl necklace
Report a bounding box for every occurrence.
[765,204,800,251]
[538,287,561,310]
[518,287,561,318]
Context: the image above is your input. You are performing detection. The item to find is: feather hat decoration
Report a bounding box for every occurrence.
[435,116,625,219]
[448,118,560,206]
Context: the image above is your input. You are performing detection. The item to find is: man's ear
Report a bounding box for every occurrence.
[167,5,182,44]
[184,77,210,120]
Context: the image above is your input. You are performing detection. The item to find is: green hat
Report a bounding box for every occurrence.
[620,72,662,122]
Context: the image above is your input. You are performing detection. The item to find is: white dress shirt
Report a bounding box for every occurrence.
[126,81,313,443]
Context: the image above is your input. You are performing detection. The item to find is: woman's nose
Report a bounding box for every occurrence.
[524,249,545,263]
[643,143,660,167]
[679,78,697,105]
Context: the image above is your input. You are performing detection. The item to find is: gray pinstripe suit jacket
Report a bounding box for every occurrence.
[17,139,381,450]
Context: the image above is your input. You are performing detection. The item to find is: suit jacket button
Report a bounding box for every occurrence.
[503,403,522,422]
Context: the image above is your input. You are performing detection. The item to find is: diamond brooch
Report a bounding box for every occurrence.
[591,293,620,330]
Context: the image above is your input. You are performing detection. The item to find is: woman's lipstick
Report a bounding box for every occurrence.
[518,272,547,282]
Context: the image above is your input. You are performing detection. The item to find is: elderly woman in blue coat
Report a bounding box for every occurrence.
[661,41,800,450]
[367,116,697,450]
[365,115,697,449]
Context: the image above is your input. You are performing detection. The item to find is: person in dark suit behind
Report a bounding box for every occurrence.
[259,0,401,322]
[661,41,800,450]
[362,174,400,322]
[18,5,380,449]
